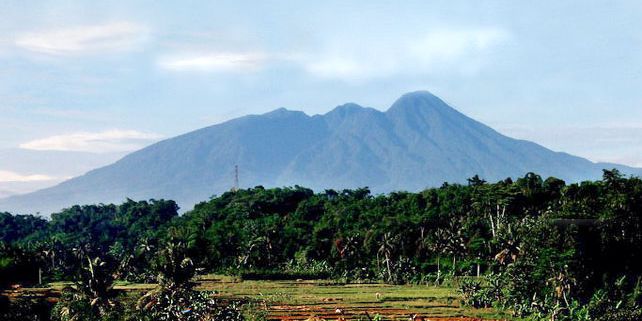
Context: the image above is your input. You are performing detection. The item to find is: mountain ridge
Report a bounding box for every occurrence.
[1,91,640,215]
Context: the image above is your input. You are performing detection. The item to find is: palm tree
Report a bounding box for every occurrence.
[377,232,396,283]
[136,234,219,321]
[426,228,449,283]
[55,255,119,320]
[80,257,118,313]
[437,219,466,275]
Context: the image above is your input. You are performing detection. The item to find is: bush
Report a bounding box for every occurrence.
[458,276,501,309]
[0,296,51,321]
[136,289,243,321]
[51,288,124,321]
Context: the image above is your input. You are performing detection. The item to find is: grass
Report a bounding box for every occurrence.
[11,275,514,320]
[191,275,513,320]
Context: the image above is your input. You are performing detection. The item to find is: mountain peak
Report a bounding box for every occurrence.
[263,107,307,119]
[399,90,439,99]
[2,91,638,216]
[387,91,453,115]
[327,102,366,114]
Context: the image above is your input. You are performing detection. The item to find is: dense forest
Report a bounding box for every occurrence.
[1,169,641,320]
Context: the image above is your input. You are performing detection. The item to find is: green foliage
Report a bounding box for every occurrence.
[0,242,40,286]
[459,274,502,308]
[0,199,178,285]
[51,289,123,321]
[135,288,240,321]
[152,227,197,288]
[0,212,47,243]
[135,236,245,321]
[51,256,122,321]
[1,170,642,320]
[0,296,51,321]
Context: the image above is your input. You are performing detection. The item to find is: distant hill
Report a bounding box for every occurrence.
[0,190,15,199]
[1,91,640,215]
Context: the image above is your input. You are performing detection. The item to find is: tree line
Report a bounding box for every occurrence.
[1,169,641,320]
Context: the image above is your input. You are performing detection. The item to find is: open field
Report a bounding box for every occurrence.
[5,276,512,321]
[196,276,511,321]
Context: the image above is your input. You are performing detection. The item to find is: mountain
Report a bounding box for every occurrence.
[0,189,15,199]
[0,148,127,197]
[1,91,640,215]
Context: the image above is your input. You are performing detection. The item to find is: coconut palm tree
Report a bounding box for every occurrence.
[53,255,120,321]
[377,232,397,283]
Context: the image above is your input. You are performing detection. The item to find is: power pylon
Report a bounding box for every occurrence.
[232,165,239,192]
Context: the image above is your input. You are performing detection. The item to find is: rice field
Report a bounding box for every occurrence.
[193,275,511,321]
[6,276,512,321]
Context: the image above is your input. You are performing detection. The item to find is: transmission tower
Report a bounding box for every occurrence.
[232,165,239,192]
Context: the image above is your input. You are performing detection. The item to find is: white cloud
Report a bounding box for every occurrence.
[0,170,56,183]
[409,28,509,64]
[158,52,267,72]
[154,26,508,78]
[14,22,148,55]
[302,27,509,80]
[304,56,372,80]
[19,129,162,153]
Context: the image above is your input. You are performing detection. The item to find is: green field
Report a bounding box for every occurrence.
[191,276,509,321]
[199,276,506,320]
[9,276,511,321]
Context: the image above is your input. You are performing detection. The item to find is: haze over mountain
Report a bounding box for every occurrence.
[1,91,640,215]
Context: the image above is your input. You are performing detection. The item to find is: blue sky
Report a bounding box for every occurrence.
[1,1,642,196]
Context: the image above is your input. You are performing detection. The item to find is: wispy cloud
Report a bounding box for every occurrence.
[409,28,509,64]
[0,170,56,183]
[14,22,148,55]
[158,52,267,72]
[303,27,509,80]
[155,26,508,78]
[19,129,162,153]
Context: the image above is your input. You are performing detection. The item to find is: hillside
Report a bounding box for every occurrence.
[1,91,639,215]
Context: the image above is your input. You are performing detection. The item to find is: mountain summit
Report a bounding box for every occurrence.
[1,91,640,215]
